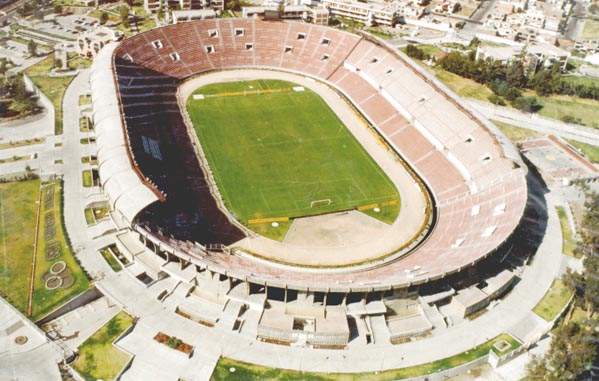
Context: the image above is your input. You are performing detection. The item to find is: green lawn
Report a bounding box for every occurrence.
[491,120,539,142]
[536,94,599,128]
[566,139,599,163]
[533,279,574,321]
[32,181,90,319]
[556,206,578,257]
[99,248,123,272]
[211,334,520,381]
[432,68,494,101]
[84,204,110,225]
[25,56,75,135]
[0,179,40,312]
[0,138,45,150]
[82,170,93,187]
[186,80,400,239]
[582,19,599,39]
[561,75,599,88]
[0,179,89,319]
[73,311,134,381]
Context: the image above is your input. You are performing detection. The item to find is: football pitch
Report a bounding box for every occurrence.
[186,80,400,237]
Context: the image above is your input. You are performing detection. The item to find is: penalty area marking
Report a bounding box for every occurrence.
[310,199,332,208]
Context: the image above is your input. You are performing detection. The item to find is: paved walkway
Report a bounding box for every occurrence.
[60,69,115,280]
[0,296,64,381]
[91,181,564,376]
[467,99,599,146]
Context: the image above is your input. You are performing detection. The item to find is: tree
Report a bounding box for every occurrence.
[100,11,109,25]
[27,40,37,57]
[54,4,63,14]
[54,57,63,70]
[526,320,598,380]
[487,94,505,105]
[405,44,430,61]
[505,57,527,88]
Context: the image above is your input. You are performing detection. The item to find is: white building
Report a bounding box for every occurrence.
[321,0,399,26]
[77,27,123,58]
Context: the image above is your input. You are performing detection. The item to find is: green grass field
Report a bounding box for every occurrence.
[491,120,539,142]
[566,139,599,163]
[533,279,573,321]
[25,56,75,135]
[556,206,578,258]
[186,80,400,239]
[0,180,40,312]
[0,179,89,319]
[211,334,520,381]
[73,311,134,381]
[32,180,90,319]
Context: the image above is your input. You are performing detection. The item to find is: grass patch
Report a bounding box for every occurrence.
[536,94,599,128]
[82,170,93,188]
[72,311,134,381]
[561,75,599,88]
[360,201,400,224]
[32,180,90,319]
[211,334,520,381]
[78,94,91,106]
[533,279,573,321]
[99,248,122,272]
[432,67,494,101]
[582,19,599,39]
[491,120,540,142]
[79,116,92,132]
[0,138,45,150]
[81,155,98,165]
[84,203,109,225]
[0,155,29,164]
[566,140,599,163]
[25,56,75,135]
[366,27,393,40]
[249,220,292,241]
[0,179,40,312]
[187,80,400,238]
[556,206,578,257]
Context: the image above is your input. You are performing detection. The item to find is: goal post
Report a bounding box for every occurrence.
[310,199,332,208]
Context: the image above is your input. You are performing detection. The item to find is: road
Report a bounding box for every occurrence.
[467,99,599,146]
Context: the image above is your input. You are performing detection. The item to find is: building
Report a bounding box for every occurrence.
[475,42,570,70]
[76,26,122,58]
[242,5,329,24]
[172,9,217,23]
[321,0,399,26]
[144,0,223,15]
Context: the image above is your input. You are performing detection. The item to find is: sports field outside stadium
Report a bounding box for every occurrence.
[186,79,400,239]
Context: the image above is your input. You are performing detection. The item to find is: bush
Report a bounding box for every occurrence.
[511,96,542,113]
[100,12,109,25]
[488,94,506,105]
[560,115,584,125]
[405,44,430,61]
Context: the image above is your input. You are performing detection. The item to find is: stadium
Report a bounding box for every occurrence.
[90,18,530,348]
